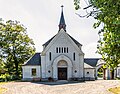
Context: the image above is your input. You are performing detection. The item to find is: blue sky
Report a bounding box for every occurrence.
[0,0,101,58]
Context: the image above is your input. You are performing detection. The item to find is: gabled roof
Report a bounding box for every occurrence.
[68,34,82,46]
[23,53,41,66]
[42,35,56,47]
[84,58,100,67]
[43,6,82,48]
[42,33,82,48]
[84,63,94,69]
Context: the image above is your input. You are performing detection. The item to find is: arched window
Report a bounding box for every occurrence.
[58,60,67,66]
[73,52,75,61]
[49,52,51,61]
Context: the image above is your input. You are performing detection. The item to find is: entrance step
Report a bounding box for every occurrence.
[56,80,68,83]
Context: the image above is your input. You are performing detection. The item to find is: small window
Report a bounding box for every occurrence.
[67,47,68,53]
[49,52,51,61]
[32,68,36,76]
[62,47,63,53]
[73,53,75,61]
[56,47,58,53]
[64,47,66,53]
[59,47,61,53]
[87,72,89,74]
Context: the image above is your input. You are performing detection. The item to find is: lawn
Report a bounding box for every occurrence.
[0,87,6,94]
[0,82,7,94]
[109,87,120,94]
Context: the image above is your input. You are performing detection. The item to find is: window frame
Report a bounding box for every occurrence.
[31,68,37,76]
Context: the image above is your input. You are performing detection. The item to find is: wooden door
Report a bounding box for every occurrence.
[58,68,67,80]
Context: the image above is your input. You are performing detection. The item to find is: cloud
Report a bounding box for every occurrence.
[0,0,101,58]
[83,42,101,58]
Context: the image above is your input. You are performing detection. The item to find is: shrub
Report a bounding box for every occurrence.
[0,73,13,82]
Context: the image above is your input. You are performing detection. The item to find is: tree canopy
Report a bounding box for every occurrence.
[74,0,120,73]
[0,19,35,80]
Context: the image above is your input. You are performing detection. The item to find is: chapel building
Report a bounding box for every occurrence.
[22,6,120,81]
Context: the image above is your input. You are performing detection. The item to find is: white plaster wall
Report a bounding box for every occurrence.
[105,68,111,79]
[117,67,120,78]
[22,66,41,79]
[84,68,95,78]
[41,30,84,79]
[41,55,46,78]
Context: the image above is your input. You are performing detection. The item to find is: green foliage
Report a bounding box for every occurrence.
[92,0,120,70]
[0,73,12,82]
[0,19,35,80]
[74,0,120,71]
[97,66,104,77]
[74,0,80,10]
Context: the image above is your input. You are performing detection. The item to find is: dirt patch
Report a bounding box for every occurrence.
[1,80,120,94]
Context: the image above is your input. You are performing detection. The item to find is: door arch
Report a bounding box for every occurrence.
[52,55,73,80]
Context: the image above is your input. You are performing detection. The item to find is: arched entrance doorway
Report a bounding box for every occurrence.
[96,64,106,80]
[57,60,67,80]
[52,55,72,80]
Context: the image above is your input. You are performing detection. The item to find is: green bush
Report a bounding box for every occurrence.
[115,77,120,80]
[0,73,13,82]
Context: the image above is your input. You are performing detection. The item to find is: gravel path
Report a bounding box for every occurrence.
[1,80,120,94]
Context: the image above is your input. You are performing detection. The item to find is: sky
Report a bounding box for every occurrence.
[0,0,101,58]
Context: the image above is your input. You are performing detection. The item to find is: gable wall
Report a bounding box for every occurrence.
[41,30,84,79]
[117,66,120,78]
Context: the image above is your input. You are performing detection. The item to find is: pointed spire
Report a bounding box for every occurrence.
[59,5,66,31]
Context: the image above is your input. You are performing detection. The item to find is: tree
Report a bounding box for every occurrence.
[74,0,120,78]
[0,19,35,79]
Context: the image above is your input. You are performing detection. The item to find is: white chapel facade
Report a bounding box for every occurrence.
[22,6,120,81]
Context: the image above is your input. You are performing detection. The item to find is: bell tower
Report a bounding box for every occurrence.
[58,5,66,31]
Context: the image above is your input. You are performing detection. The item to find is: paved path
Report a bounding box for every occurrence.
[1,80,120,94]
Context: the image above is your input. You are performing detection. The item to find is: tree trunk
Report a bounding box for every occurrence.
[15,62,19,79]
[14,55,19,80]
[13,49,19,80]
[111,70,114,79]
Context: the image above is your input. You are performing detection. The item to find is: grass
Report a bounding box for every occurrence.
[109,87,120,94]
[0,87,6,94]
[0,82,7,94]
